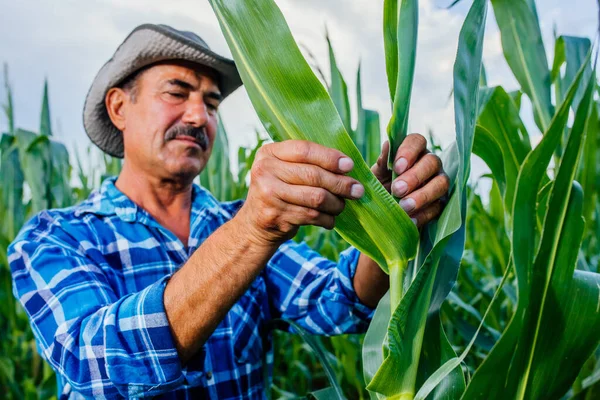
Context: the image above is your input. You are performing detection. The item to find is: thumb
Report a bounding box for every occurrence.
[371,140,391,181]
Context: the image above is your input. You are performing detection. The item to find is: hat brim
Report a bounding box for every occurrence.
[83,24,243,158]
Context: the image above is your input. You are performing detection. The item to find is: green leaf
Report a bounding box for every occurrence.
[0,133,24,240]
[475,86,531,213]
[385,0,418,167]
[40,79,53,137]
[473,125,506,195]
[580,102,598,232]
[49,140,72,208]
[364,0,488,397]
[268,319,345,399]
[308,387,345,400]
[355,63,382,166]
[327,33,353,137]
[364,109,381,168]
[2,64,14,134]
[414,262,510,400]
[462,50,595,400]
[13,128,72,212]
[509,90,523,111]
[479,63,488,87]
[551,36,592,111]
[208,0,418,277]
[491,0,554,132]
[200,116,236,201]
[15,129,51,214]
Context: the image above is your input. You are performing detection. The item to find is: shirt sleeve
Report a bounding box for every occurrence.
[263,240,376,335]
[8,212,193,398]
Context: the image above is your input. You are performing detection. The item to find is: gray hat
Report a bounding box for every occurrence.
[83,23,242,158]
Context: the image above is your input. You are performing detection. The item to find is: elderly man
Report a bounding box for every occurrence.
[9,24,449,398]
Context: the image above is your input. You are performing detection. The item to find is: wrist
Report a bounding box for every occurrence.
[232,205,284,251]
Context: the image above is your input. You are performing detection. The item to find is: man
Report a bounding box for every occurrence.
[9,24,449,398]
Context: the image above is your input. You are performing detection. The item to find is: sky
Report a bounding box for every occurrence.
[0,0,597,179]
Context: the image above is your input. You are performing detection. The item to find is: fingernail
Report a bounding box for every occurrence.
[338,157,354,172]
[392,180,408,197]
[394,157,408,175]
[351,183,364,199]
[410,217,418,226]
[399,198,416,213]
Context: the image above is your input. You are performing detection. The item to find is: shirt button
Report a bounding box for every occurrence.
[206,371,213,380]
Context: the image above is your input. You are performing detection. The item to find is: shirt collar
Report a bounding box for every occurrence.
[74,176,216,222]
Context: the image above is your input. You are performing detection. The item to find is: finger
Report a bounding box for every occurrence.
[398,173,450,214]
[273,160,364,199]
[393,133,428,175]
[409,200,444,228]
[264,140,355,174]
[371,141,392,190]
[392,153,443,198]
[277,185,346,215]
[285,204,337,230]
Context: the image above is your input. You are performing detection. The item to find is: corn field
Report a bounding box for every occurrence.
[1,0,600,398]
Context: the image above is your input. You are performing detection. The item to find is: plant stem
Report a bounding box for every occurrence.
[389,259,407,316]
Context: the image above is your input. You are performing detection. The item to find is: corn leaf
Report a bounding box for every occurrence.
[39,79,53,137]
[49,139,71,208]
[414,262,511,400]
[475,86,530,213]
[267,319,345,399]
[519,71,598,400]
[355,63,382,166]
[15,129,51,213]
[462,51,597,400]
[328,34,353,138]
[384,0,418,167]
[208,0,418,276]
[0,133,24,241]
[491,0,554,132]
[2,64,14,134]
[363,110,381,168]
[551,36,592,111]
[479,63,488,86]
[473,125,506,195]
[580,103,598,231]
[364,0,487,397]
[509,89,523,112]
[13,128,71,213]
[200,116,236,201]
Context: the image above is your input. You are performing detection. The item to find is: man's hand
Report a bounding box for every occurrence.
[238,140,364,245]
[371,134,450,228]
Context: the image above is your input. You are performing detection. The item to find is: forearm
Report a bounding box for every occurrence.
[353,253,389,308]
[163,214,278,364]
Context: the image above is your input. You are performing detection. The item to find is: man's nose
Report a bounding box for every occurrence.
[181,96,209,127]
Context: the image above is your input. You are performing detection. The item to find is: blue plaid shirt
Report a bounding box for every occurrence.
[9,177,374,399]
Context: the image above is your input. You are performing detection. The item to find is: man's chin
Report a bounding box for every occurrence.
[164,160,205,182]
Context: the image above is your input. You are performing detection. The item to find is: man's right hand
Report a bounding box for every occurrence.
[237,140,365,245]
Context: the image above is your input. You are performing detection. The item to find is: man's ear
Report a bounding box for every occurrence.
[105,88,128,131]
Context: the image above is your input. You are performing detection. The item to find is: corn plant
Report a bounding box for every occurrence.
[208,0,600,399]
[208,0,483,399]
[0,67,123,399]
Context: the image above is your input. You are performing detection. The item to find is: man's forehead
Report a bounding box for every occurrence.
[143,61,221,91]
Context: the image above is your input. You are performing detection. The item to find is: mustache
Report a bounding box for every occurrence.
[164,124,208,150]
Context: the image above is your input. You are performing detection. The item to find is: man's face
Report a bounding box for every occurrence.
[116,62,222,182]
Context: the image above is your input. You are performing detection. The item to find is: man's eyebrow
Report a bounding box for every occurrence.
[164,79,195,90]
[164,79,222,101]
[205,91,223,102]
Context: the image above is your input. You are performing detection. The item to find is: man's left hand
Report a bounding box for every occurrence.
[371,134,450,228]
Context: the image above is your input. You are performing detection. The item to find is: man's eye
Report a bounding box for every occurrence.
[207,103,219,111]
[168,92,186,99]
